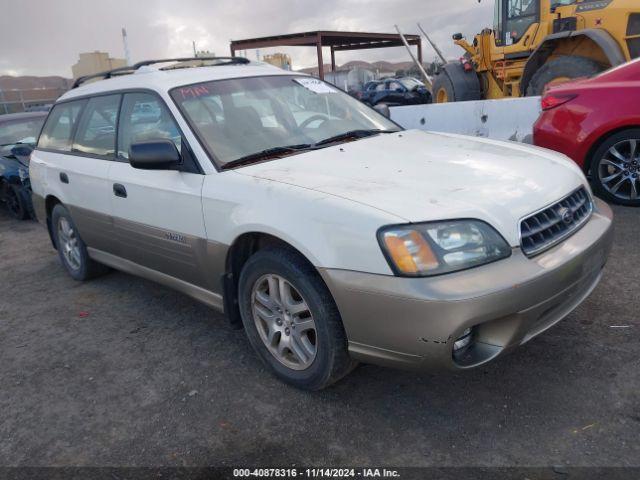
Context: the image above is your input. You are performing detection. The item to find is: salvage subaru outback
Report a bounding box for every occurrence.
[30,57,613,390]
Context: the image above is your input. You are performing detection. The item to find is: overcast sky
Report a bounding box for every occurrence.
[0,0,493,78]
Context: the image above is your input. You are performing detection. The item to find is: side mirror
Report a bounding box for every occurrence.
[11,145,33,157]
[453,33,463,41]
[373,103,391,118]
[129,140,181,170]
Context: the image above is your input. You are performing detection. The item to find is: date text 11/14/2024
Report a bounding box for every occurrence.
[233,468,401,478]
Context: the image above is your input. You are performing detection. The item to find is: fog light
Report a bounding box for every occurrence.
[453,327,473,352]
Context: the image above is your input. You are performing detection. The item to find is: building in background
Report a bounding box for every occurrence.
[71,51,126,79]
[195,50,214,58]
[263,53,292,71]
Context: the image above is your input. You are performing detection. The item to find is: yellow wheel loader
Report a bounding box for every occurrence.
[432,0,640,102]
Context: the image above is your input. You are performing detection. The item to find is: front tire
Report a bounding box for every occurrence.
[589,129,640,206]
[432,73,455,103]
[51,204,110,280]
[238,247,356,390]
[526,56,603,96]
[5,184,30,220]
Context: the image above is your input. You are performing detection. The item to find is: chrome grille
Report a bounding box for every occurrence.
[520,187,593,257]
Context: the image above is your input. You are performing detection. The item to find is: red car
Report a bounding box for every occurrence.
[533,59,640,207]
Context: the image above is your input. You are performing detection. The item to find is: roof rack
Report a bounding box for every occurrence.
[71,56,251,89]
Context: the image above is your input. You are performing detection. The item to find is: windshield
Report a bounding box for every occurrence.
[171,75,399,167]
[0,116,45,147]
[398,78,424,89]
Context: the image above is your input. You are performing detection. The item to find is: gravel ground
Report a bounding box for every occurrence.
[0,205,638,469]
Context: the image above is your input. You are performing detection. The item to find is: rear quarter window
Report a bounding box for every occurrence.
[38,100,86,151]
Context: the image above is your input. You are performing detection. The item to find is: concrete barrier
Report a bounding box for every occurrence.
[390,96,542,144]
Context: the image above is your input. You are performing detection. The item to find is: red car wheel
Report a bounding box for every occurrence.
[590,129,640,207]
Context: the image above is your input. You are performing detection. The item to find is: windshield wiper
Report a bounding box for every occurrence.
[313,129,397,147]
[221,144,313,170]
[221,130,398,170]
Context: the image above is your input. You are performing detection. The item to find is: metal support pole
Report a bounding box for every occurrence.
[316,34,325,79]
[330,47,336,72]
[417,23,447,64]
[394,25,432,90]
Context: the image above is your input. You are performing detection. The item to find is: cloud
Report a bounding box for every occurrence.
[0,0,493,77]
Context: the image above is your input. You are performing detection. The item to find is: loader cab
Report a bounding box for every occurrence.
[494,0,540,47]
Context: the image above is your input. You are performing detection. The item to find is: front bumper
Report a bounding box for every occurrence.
[320,198,614,371]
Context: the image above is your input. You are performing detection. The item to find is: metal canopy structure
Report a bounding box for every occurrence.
[230,31,423,80]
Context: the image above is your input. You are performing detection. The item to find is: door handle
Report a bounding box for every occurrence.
[59,172,69,184]
[113,183,127,198]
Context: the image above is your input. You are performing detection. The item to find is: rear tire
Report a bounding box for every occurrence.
[526,56,603,96]
[238,247,356,390]
[51,204,110,281]
[589,128,640,207]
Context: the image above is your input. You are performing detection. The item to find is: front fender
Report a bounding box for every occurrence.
[521,29,626,95]
[441,62,482,101]
[202,171,402,276]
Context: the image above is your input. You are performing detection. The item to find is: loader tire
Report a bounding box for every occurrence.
[432,73,455,103]
[526,56,603,96]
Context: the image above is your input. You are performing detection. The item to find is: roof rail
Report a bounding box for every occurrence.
[71,56,251,89]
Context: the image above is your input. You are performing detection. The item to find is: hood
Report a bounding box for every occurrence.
[0,145,31,167]
[237,129,586,245]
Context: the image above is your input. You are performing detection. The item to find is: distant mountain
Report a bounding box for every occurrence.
[0,75,72,91]
[0,76,72,113]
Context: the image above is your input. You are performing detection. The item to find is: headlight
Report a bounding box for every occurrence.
[378,220,511,277]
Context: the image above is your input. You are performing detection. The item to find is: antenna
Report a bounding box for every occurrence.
[122,28,131,66]
[417,23,447,65]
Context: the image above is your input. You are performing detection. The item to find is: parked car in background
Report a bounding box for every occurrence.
[24,104,53,113]
[534,58,640,207]
[358,77,431,106]
[31,58,612,390]
[0,112,47,219]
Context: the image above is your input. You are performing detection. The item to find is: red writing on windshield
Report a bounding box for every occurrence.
[179,85,210,100]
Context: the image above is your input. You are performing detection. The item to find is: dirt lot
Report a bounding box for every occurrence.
[0,205,638,469]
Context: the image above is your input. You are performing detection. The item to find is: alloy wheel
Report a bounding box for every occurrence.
[57,217,82,271]
[597,139,640,202]
[251,274,317,370]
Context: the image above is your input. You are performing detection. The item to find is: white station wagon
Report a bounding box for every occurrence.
[30,57,613,390]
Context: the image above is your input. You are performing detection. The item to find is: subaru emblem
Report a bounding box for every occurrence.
[558,207,573,225]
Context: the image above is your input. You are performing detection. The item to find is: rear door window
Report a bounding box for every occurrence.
[38,100,86,151]
[72,94,121,157]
